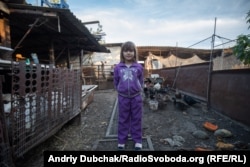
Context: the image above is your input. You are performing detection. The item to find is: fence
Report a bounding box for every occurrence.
[82,65,114,90]
[149,63,250,127]
[0,62,82,163]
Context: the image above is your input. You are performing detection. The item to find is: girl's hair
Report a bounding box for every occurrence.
[120,41,138,62]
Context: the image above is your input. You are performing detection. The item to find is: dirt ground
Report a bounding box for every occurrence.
[15,88,250,166]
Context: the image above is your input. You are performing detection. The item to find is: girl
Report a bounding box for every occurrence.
[113,41,144,150]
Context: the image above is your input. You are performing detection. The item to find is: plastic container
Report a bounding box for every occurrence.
[31,53,39,64]
[203,121,218,131]
[149,100,158,111]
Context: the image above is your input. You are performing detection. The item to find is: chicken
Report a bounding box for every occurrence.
[175,88,182,99]
[4,102,11,113]
[154,82,161,90]
[148,88,155,100]
[149,94,155,100]
[3,94,12,113]
[172,97,188,111]
[183,95,200,106]
[156,86,169,94]
[162,94,171,102]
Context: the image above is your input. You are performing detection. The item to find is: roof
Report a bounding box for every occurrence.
[137,46,231,61]
[6,3,110,62]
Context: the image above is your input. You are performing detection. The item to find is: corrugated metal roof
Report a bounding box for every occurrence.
[6,3,110,62]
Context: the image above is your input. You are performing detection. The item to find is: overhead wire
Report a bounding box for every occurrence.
[186,33,240,49]
[187,36,212,48]
[214,38,236,48]
[215,35,232,41]
[225,34,250,46]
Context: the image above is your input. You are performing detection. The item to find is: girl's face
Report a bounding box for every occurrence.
[123,49,135,62]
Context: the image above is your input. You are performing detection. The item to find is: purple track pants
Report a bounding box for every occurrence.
[117,94,143,145]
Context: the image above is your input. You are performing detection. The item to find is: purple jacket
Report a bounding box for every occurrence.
[114,62,144,98]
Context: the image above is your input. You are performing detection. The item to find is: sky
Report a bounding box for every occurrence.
[26,0,250,49]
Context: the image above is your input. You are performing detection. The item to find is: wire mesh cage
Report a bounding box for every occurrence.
[1,62,82,159]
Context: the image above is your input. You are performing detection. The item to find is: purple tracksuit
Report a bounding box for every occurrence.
[113,62,144,145]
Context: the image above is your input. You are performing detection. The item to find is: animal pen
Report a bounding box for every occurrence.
[0,61,98,166]
[1,57,250,167]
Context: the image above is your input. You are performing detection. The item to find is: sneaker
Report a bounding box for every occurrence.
[134,143,142,151]
[117,146,125,151]
[134,147,142,151]
[117,144,125,151]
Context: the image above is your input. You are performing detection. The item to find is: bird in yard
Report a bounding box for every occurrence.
[154,82,161,90]
[172,97,188,111]
[183,95,201,106]
[175,88,182,99]
[149,94,155,100]
[161,94,171,102]
[148,88,155,100]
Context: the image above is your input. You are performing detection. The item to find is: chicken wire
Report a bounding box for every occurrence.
[0,76,15,167]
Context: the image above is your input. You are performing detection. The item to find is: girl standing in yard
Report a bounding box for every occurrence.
[113,41,144,151]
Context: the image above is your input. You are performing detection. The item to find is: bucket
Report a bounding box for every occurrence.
[148,100,158,111]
